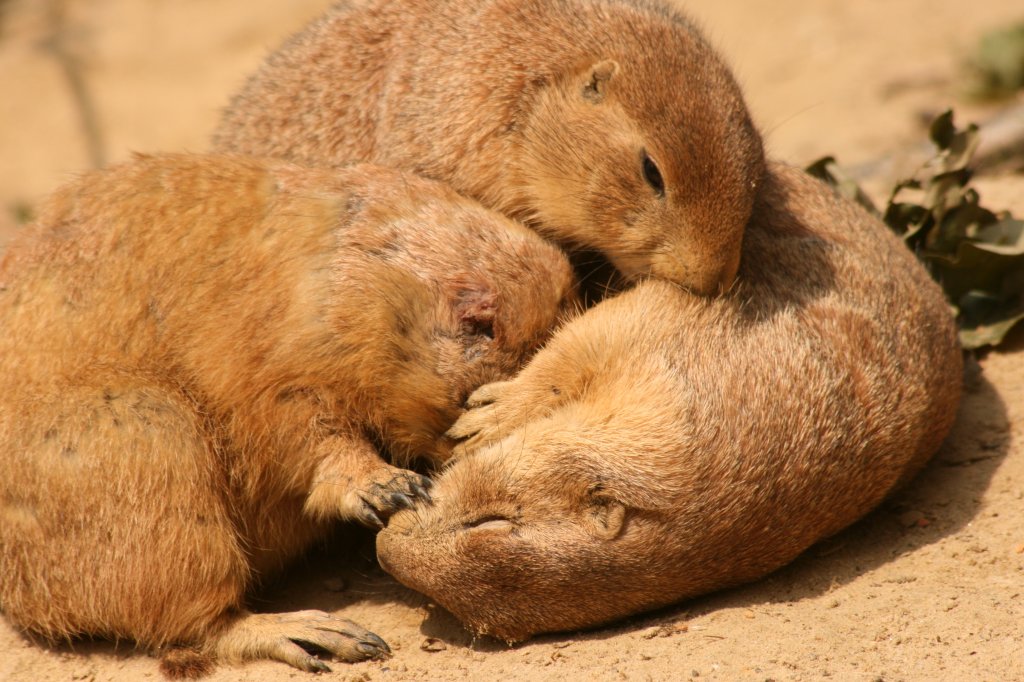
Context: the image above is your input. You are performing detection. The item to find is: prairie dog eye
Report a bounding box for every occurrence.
[641,151,665,197]
[462,515,515,532]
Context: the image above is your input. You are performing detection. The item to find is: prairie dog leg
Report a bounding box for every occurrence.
[0,378,249,648]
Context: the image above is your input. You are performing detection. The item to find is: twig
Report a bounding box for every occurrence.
[40,0,106,168]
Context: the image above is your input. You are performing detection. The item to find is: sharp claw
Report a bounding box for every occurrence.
[410,481,432,503]
[410,482,430,502]
[306,657,331,673]
[360,506,384,530]
[365,631,391,653]
[390,491,415,510]
[418,475,434,490]
[357,641,391,659]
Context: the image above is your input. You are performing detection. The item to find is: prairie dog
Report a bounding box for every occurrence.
[0,154,577,671]
[376,163,963,642]
[213,0,765,295]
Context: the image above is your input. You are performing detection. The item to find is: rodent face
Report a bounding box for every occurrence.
[359,200,580,465]
[377,429,673,642]
[516,53,764,296]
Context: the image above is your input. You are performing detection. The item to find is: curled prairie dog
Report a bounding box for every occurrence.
[376,163,963,642]
[213,0,765,295]
[0,154,577,672]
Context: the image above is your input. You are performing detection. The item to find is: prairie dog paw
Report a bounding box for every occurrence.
[464,380,513,408]
[213,610,390,672]
[308,465,432,530]
[449,379,564,456]
[350,467,433,530]
[447,401,505,447]
[447,383,522,455]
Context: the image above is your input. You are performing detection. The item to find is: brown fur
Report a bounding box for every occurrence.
[0,154,577,670]
[159,647,215,680]
[212,0,765,295]
[376,163,963,642]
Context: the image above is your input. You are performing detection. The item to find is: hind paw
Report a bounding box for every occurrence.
[213,610,390,672]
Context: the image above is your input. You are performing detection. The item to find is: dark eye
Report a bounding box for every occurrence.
[641,152,665,197]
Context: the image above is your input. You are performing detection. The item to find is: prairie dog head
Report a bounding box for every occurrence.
[516,37,764,295]
[330,171,580,463]
[376,400,688,642]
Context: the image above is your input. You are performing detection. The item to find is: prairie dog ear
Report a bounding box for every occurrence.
[448,273,499,339]
[582,59,620,103]
[582,497,627,540]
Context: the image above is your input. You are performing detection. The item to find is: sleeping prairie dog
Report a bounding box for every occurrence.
[377,162,962,642]
[0,153,577,673]
[213,0,765,295]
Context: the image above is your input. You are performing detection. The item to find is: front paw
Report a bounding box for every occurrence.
[447,381,520,456]
[308,465,432,530]
[447,402,504,454]
[464,380,512,408]
[350,467,433,530]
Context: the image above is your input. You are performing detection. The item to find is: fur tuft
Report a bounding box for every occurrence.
[159,647,215,679]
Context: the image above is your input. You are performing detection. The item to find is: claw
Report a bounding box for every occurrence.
[213,610,389,671]
[305,657,331,673]
[357,640,391,659]
[410,480,432,503]
[465,380,511,408]
[389,491,415,510]
[358,503,385,530]
[364,631,391,653]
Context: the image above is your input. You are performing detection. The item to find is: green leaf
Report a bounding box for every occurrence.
[810,109,1024,349]
[962,21,1024,100]
[11,201,33,226]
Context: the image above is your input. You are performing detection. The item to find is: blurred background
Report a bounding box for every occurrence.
[1,0,1022,249]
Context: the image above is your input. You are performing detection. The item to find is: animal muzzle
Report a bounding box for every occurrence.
[648,249,739,296]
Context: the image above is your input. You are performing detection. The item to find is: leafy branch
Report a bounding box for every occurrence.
[808,110,1024,350]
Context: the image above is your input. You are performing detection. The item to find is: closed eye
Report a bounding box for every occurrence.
[462,515,515,532]
[641,151,665,197]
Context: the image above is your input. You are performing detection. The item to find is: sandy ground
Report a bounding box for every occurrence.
[1,0,1023,680]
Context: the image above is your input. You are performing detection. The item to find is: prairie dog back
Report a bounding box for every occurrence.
[214,0,765,294]
[0,153,577,671]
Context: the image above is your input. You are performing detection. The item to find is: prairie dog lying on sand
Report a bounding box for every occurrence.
[0,154,577,672]
[377,163,963,642]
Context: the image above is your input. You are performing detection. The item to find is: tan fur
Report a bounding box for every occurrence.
[212,0,765,295]
[376,163,963,642]
[0,154,577,670]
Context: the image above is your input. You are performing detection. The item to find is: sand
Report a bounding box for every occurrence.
[1,1,1022,680]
